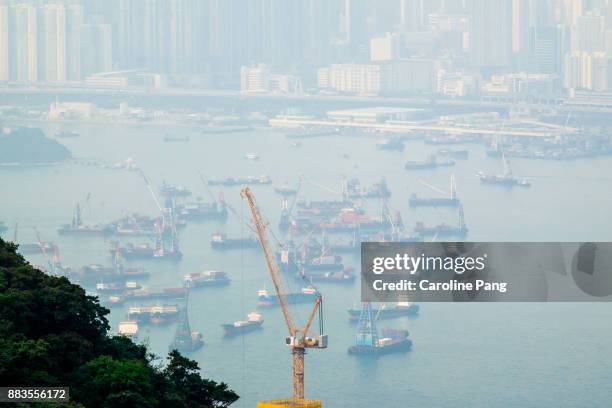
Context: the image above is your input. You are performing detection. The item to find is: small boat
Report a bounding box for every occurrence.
[222,312,264,336]
[376,136,404,151]
[244,153,260,161]
[164,134,190,142]
[55,130,79,138]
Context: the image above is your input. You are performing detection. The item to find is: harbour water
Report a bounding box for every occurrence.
[1,121,612,407]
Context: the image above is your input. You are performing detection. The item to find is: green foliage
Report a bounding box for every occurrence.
[0,238,238,407]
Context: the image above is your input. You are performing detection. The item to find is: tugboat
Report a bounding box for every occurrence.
[222,312,264,336]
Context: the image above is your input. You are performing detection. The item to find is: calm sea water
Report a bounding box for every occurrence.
[1,121,612,407]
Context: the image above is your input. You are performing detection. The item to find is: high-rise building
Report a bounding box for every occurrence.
[81,23,112,76]
[573,12,605,52]
[0,6,9,81]
[343,0,370,59]
[13,4,39,82]
[41,4,67,82]
[469,0,513,69]
[370,32,401,61]
[400,0,424,32]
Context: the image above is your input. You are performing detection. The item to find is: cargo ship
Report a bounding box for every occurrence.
[296,199,354,214]
[409,193,459,207]
[96,281,141,295]
[222,312,264,336]
[118,321,139,339]
[405,155,455,170]
[128,305,180,325]
[274,183,299,196]
[17,241,57,255]
[0,222,7,234]
[376,136,405,151]
[285,129,339,139]
[348,302,412,356]
[77,263,149,283]
[257,286,320,307]
[159,182,192,197]
[414,221,468,237]
[348,329,412,356]
[111,214,157,236]
[477,155,530,187]
[184,270,230,287]
[124,286,186,301]
[115,242,155,259]
[301,269,356,284]
[58,204,114,236]
[425,134,481,145]
[477,172,531,187]
[169,290,204,353]
[346,178,391,199]
[176,201,227,220]
[410,174,460,207]
[348,302,420,321]
[302,255,344,272]
[437,149,469,159]
[208,175,272,186]
[210,233,259,250]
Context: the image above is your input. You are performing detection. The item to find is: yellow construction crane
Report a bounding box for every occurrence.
[241,187,327,405]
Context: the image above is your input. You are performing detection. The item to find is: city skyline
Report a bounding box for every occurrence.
[0,0,612,96]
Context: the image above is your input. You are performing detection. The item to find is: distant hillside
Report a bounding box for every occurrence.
[0,237,239,407]
[0,127,71,164]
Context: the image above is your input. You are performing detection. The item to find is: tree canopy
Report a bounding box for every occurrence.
[0,238,238,407]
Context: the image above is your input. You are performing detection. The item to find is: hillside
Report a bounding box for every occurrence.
[0,127,71,164]
[0,238,238,407]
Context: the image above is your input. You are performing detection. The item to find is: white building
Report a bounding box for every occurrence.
[318,59,436,95]
[241,64,302,94]
[370,32,401,61]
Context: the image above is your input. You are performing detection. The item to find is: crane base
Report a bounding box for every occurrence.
[258,399,322,408]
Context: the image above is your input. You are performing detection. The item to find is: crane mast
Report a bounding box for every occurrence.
[241,187,327,402]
